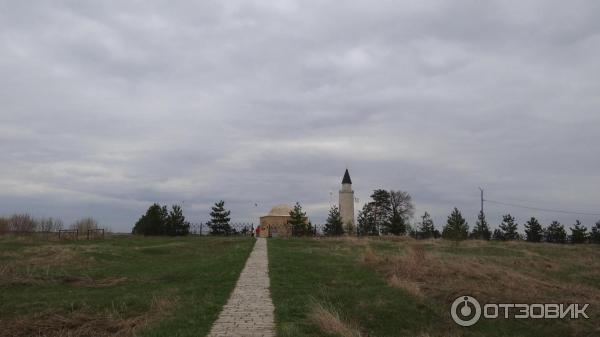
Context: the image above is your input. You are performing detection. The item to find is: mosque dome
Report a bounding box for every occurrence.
[267,204,293,216]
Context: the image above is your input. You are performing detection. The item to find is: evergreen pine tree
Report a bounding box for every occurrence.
[417,212,436,239]
[590,221,600,244]
[387,212,406,235]
[132,203,168,235]
[569,220,588,244]
[357,203,377,236]
[167,205,190,236]
[524,217,543,242]
[323,205,344,236]
[470,211,491,240]
[288,202,309,236]
[371,189,392,235]
[499,214,519,241]
[442,208,469,241]
[545,221,567,243]
[207,200,232,235]
[492,228,504,240]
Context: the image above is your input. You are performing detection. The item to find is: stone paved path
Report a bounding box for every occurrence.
[207,238,275,337]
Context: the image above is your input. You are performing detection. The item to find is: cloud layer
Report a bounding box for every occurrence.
[2,1,599,232]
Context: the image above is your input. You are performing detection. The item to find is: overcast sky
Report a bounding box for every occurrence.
[1,1,599,232]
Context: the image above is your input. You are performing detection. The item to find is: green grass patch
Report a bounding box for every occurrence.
[269,237,600,337]
[0,235,255,337]
[268,238,442,337]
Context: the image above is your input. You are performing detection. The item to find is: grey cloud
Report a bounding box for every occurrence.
[1,0,599,231]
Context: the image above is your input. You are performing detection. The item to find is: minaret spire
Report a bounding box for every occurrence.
[342,168,352,184]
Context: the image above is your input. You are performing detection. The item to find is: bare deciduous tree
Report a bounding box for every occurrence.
[389,190,415,221]
[71,217,98,233]
[8,214,38,232]
[38,217,64,232]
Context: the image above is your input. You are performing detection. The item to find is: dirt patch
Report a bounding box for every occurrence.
[62,276,128,288]
[0,296,176,337]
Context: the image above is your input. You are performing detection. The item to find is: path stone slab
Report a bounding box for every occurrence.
[207,238,275,337]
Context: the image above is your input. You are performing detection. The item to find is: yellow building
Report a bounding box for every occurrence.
[258,204,307,237]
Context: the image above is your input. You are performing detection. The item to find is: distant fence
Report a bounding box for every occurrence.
[189,222,256,236]
[1,229,108,240]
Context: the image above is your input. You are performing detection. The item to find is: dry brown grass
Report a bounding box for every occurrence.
[23,245,87,267]
[309,303,362,337]
[0,245,111,287]
[0,296,177,337]
[387,274,423,298]
[0,263,128,288]
[375,235,416,243]
[362,243,600,308]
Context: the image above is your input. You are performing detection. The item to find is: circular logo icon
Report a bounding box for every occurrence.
[451,295,481,327]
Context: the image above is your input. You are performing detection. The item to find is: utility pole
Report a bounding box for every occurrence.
[478,187,484,215]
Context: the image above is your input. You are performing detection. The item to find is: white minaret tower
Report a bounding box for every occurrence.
[339,169,355,231]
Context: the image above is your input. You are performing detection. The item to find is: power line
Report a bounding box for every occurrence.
[484,199,600,217]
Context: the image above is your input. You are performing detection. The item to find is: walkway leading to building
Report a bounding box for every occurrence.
[207,237,275,337]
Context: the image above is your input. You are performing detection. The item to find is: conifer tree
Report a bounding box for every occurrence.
[442,208,469,241]
[545,221,567,243]
[499,214,519,241]
[418,212,436,239]
[492,228,504,240]
[371,189,391,235]
[288,202,309,236]
[323,205,344,236]
[569,220,588,244]
[167,205,190,236]
[524,217,543,242]
[357,203,377,236]
[132,203,168,235]
[590,221,600,244]
[207,200,232,235]
[387,212,406,235]
[470,211,491,240]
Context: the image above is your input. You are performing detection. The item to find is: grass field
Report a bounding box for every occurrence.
[268,237,600,337]
[2,235,599,337]
[0,235,255,337]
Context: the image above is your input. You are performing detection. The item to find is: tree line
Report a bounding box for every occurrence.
[131,194,600,243]
[435,208,600,244]
[320,189,600,244]
[0,214,102,233]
